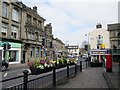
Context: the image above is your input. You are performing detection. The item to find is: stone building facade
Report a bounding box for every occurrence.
[44,23,53,60]
[0,0,54,64]
[89,24,110,49]
[107,23,120,62]
[53,38,66,60]
[107,23,120,49]
[20,3,46,63]
[0,0,22,64]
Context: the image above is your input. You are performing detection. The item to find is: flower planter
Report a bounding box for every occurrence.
[91,62,103,67]
[55,63,67,69]
[69,62,76,66]
[30,66,53,75]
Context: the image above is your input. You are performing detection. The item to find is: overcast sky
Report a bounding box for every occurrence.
[21,0,118,47]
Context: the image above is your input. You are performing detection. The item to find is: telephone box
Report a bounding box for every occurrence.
[106,54,112,72]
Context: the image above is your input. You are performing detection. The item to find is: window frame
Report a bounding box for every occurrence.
[12,8,19,22]
[1,22,8,37]
[11,25,18,38]
[2,2,9,18]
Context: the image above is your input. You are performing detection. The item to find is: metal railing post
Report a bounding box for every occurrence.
[67,64,69,78]
[53,66,56,86]
[80,61,82,72]
[23,70,28,90]
[75,64,77,75]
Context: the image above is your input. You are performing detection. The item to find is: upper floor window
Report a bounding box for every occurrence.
[2,2,8,18]
[26,14,31,22]
[31,33,34,40]
[11,26,18,38]
[38,20,42,27]
[33,18,37,25]
[12,8,19,22]
[118,32,120,37]
[1,22,8,37]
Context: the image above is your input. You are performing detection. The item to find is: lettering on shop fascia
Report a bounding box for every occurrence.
[91,51,106,55]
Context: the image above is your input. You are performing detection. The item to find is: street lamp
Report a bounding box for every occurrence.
[85,33,90,46]
[85,33,91,66]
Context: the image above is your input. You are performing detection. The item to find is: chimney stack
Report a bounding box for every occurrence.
[33,6,37,12]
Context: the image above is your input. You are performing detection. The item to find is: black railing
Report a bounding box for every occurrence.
[2,63,82,90]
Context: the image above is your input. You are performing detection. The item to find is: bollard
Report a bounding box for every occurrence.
[75,64,77,75]
[53,66,56,86]
[80,61,82,72]
[67,64,69,78]
[23,70,29,90]
[119,60,120,67]
[86,60,87,68]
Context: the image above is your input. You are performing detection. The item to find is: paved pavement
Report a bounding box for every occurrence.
[56,66,108,88]
[55,62,120,89]
[3,61,120,89]
[103,62,120,89]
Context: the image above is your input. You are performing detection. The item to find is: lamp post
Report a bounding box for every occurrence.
[85,33,90,55]
[65,41,69,58]
[85,33,91,67]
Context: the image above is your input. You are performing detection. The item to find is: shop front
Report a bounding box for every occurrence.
[90,49,108,67]
[0,42,21,64]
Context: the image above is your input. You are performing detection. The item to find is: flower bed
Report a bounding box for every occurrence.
[68,58,77,66]
[30,66,53,75]
[27,58,68,75]
[55,63,67,69]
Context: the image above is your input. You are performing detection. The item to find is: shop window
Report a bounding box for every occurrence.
[9,50,19,62]
[36,47,39,57]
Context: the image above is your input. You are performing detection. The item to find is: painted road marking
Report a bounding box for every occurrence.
[4,73,8,77]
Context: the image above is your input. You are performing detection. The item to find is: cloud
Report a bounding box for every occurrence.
[22,0,118,46]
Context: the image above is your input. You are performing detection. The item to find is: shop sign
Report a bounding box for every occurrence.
[0,42,21,48]
[91,51,107,55]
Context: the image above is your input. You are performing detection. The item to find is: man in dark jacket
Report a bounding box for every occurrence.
[2,60,9,71]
